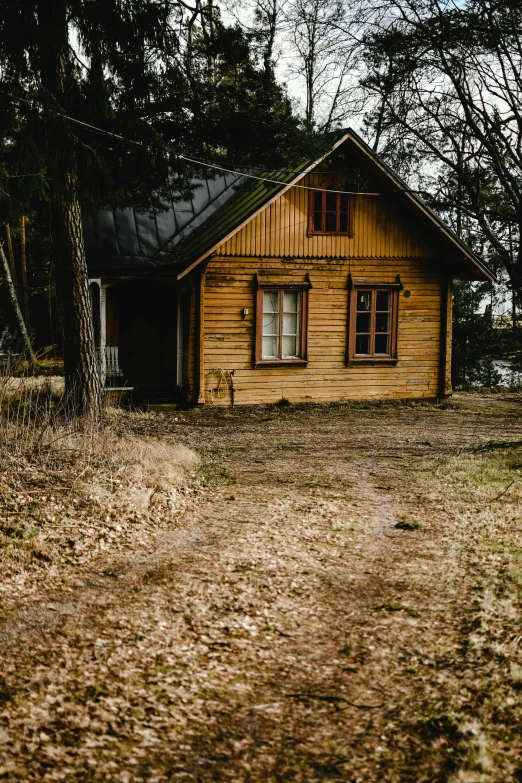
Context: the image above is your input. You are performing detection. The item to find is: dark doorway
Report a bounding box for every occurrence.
[109,281,178,392]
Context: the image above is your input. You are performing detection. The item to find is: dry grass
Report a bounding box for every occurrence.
[411,442,522,782]
[0,370,199,579]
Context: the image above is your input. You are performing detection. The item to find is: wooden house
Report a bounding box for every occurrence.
[85,129,493,406]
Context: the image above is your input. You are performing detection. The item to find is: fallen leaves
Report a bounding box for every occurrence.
[1,397,522,781]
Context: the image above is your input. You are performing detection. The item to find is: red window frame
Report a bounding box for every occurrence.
[347,277,401,364]
[255,279,310,367]
[308,177,354,236]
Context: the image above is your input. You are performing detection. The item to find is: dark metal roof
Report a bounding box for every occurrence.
[85,129,494,283]
[165,161,311,272]
[84,170,245,272]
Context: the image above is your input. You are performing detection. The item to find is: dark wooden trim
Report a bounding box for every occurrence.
[347,280,400,363]
[391,288,399,359]
[255,284,263,365]
[256,274,313,290]
[349,274,403,290]
[307,195,315,234]
[301,282,309,362]
[307,177,354,237]
[446,277,453,394]
[438,273,453,397]
[255,359,308,368]
[347,358,399,366]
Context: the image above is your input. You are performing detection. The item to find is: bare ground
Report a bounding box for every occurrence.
[1,394,522,782]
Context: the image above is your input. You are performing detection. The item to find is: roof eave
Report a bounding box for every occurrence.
[175,133,352,280]
[343,130,495,283]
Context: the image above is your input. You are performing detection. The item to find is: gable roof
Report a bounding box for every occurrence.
[84,128,494,282]
[171,128,494,282]
[347,130,494,282]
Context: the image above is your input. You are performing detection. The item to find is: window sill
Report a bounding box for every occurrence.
[255,359,308,368]
[347,358,398,366]
[307,231,354,238]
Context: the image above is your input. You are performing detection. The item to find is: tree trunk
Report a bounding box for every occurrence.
[0,241,38,367]
[49,172,101,415]
[5,225,17,281]
[37,0,101,416]
[20,214,30,327]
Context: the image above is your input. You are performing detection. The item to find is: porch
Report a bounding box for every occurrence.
[89,278,187,405]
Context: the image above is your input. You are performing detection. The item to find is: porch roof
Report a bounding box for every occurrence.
[84,170,245,273]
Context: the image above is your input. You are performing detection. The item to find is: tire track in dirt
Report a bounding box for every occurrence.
[2,398,522,781]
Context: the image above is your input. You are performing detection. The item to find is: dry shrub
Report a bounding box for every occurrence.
[97,426,198,491]
[0,363,66,460]
[85,423,199,513]
[0,364,199,576]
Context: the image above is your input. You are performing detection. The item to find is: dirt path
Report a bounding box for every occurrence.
[2,395,522,782]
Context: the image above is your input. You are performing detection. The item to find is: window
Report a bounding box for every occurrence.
[348,278,400,363]
[255,282,309,366]
[308,178,354,236]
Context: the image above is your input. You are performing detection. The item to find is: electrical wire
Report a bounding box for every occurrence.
[176,153,379,196]
[0,87,144,146]
[0,87,380,196]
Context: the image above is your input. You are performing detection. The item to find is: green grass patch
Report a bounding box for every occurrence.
[395,519,422,530]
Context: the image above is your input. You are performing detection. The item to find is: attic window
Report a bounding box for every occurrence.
[308,178,354,236]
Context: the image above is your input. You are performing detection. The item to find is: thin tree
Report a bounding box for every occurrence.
[283,0,352,132]
[0,0,194,415]
[0,241,37,366]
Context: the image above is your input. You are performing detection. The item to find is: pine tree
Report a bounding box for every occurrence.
[0,1,306,414]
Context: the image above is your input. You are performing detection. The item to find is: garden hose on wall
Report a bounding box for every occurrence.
[207,368,235,407]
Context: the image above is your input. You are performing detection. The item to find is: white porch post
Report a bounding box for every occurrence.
[88,278,105,386]
[176,298,183,388]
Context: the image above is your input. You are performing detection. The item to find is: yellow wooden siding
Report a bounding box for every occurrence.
[201,256,443,405]
[186,277,197,399]
[197,162,453,405]
[216,173,433,260]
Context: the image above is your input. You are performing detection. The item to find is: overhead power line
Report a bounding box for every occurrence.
[176,153,380,196]
[1,87,381,196]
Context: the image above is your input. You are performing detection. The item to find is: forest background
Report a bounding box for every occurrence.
[1,0,521,396]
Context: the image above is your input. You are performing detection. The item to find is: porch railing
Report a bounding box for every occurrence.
[96,346,123,384]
